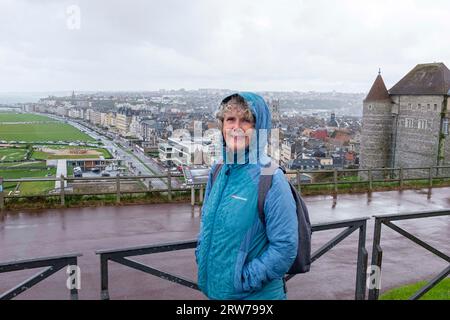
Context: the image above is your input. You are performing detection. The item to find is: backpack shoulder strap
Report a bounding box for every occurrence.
[257,161,279,225]
[211,163,223,187]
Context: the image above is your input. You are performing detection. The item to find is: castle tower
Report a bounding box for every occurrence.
[360,72,393,178]
[388,63,450,174]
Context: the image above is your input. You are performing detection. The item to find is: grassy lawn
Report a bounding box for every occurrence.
[0,148,28,161]
[0,123,95,142]
[380,278,450,300]
[0,161,47,168]
[0,167,56,195]
[19,178,56,195]
[0,113,56,122]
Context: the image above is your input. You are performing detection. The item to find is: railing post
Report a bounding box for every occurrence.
[428,167,433,189]
[191,186,195,207]
[60,174,65,206]
[333,169,338,195]
[100,255,110,300]
[368,169,373,193]
[368,218,383,300]
[116,175,121,203]
[0,177,4,211]
[167,171,172,201]
[399,167,404,190]
[355,220,368,300]
[69,257,79,300]
[199,185,204,204]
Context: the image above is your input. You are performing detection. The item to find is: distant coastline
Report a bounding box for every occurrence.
[0,92,72,104]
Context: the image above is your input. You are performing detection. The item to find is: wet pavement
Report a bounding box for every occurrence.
[0,187,448,300]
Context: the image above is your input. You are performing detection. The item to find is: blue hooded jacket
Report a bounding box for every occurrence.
[195,92,298,300]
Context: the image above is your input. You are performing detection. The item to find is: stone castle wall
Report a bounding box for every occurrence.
[359,101,393,178]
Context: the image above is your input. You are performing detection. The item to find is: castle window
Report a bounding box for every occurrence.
[368,105,373,110]
[427,104,431,111]
[406,118,415,128]
[408,103,412,110]
[418,119,426,130]
[434,104,438,111]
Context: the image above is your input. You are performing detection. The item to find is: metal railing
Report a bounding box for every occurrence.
[0,172,204,209]
[0,253,82,300]
[368,209,450,300]
[96,217,368,300]
[1,210,448,299]
[1,165,450,210]
[287,165,450,195]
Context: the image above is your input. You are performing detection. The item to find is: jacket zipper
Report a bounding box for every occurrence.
[205,165,230,296]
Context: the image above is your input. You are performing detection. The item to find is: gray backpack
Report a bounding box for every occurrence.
[211,162,312,274]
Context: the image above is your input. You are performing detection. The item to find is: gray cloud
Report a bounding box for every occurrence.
[1,0,449,92]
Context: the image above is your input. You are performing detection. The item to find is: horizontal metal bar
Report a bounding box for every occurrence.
[373,209,450,221]
[3,178,58,183]
[284,165,450,175]
[111,257,199,291]
[96,218,369,257]
[409,265,450,300]
[96,239,197,256]
[0,253,82,272]
[0,266,60,300]
[312,217,369,232]
[3,189,194,199]
[2,176,182,183]
[382,221,450,263]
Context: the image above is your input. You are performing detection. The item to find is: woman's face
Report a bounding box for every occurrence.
[222,107,255,152]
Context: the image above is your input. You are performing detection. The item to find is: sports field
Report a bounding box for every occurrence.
[0,122,95,142]
[0,113,56,122]
[0,166,57,196]
[0,148,28,161]
[32,146,112,160]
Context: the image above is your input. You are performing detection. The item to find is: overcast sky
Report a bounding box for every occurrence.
[1,0,450,93]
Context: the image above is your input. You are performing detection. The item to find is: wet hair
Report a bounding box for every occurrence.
[216,94,255,130]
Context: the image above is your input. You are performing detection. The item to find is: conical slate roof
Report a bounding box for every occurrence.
[389,63,450,95]
[364,73,391,102]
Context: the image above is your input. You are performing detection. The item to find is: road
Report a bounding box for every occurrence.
[41,114,175,190]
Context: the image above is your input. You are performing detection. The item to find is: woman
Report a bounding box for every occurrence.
[195,92,298,300]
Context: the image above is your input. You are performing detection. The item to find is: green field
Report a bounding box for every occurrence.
[0,161,47,168]
[0,113,56,122]
[0,167,56,196]
[380,278,450,300]
[0,148,28,161]
[0,123,95,142]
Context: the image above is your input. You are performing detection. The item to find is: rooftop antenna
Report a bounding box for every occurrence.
[378,68,381,76]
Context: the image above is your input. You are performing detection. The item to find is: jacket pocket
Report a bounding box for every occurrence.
[233,250,248,293]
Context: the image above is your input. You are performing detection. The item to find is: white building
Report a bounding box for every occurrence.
[159,137,219,167]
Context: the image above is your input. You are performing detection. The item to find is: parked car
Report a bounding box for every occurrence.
[101,171,111,177]
[91,167,101,174]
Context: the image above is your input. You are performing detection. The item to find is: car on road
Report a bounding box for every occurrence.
[91,167,101,174]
